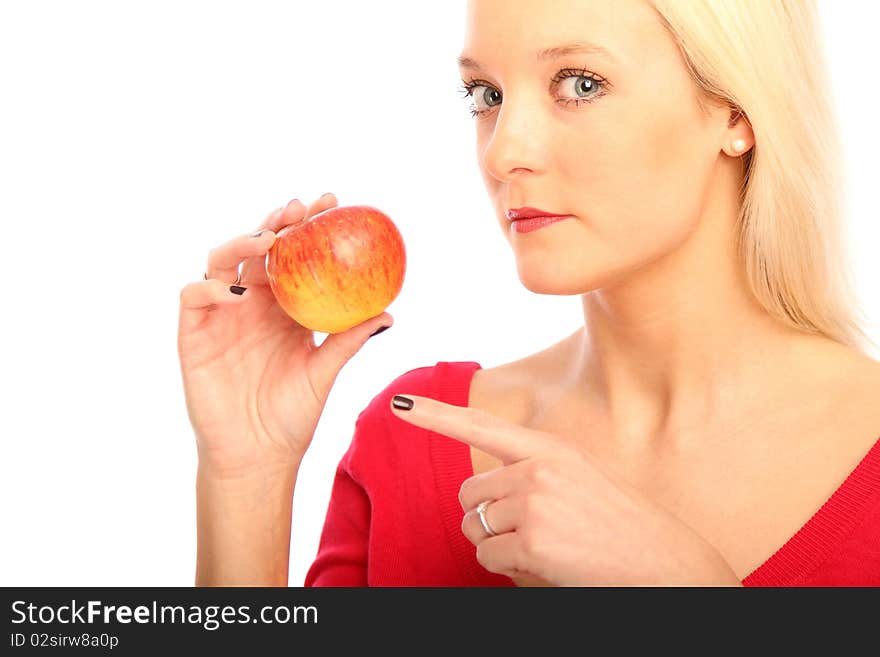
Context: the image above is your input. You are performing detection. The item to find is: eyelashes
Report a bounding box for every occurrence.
[458,67,609,118]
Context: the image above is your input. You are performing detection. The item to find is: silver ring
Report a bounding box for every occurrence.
[204,269,242,286]
[476,500,498,537]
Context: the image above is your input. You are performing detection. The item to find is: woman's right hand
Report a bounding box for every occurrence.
[177,193,393,479]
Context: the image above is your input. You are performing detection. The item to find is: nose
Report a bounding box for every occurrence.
[480,92,548,182]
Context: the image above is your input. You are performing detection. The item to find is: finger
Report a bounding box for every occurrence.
[206,228,278,285]
[461,496,519,544]
[240,201,303,283]
[180,278,249,310]
[271,193,336,235]
[389,394,547,464]
[179,279,248,333]
[458,458,533,512]
[253,205,287,233]
[308,311,394,396]
[241,194,338,283]
[238,205,287,284]
[475,532,528,578]
[264,199,305,233]
[304,192,338,221]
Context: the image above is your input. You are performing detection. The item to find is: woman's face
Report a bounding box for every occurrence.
[459,0,732,294]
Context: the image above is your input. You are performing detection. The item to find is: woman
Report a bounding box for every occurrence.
[177,0,880,586]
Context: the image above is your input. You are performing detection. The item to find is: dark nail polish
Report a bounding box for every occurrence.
[229,285,247,295]
[369,325,390,338]
[392,395,413,411]
[251,230,265,238]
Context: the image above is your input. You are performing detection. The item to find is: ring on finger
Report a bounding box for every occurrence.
[476,500,498,537]
[204,268,242,286]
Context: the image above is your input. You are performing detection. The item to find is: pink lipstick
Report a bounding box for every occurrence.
[507,207,572,234]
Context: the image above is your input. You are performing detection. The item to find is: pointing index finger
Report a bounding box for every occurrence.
[389,394,546,464]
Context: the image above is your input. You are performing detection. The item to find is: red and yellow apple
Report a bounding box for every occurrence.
[265,204,406,333]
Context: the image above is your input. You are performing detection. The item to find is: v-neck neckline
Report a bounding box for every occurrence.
[428,361,880,586]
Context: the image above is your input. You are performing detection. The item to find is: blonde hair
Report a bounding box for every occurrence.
[650,0,876,356]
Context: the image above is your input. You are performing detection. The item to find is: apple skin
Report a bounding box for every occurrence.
[265,204,406,334]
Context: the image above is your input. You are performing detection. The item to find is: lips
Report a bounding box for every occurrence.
[507,206,569,221]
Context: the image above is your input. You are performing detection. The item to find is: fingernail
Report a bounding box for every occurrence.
[251,230,265,238]
[392,395,413,411]
[229,285,247,295]
[369,325,390,338]
[321,192,333,199]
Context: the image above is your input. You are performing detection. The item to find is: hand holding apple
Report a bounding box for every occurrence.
[180,193,398,585]
[265,204,406,333]
[179,194,395,480]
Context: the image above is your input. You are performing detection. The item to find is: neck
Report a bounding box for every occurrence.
[567,160,824,450]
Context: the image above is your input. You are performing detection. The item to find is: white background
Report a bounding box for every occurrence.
[1,1,877,586]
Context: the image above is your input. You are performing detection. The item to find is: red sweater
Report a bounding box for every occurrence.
[304,361,880,587]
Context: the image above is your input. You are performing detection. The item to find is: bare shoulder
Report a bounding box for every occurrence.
[466,357,533,426]
[844,351,880,437]
[466,333,577,478]
[809,339,880,407]
[467,330,580,424]
[804,340,880,459]
[468,332,880,447]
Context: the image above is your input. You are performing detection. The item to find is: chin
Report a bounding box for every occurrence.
[514,262,605,296]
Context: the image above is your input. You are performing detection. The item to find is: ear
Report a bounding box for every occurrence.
[727,105,745,128]
[724,105,754,157]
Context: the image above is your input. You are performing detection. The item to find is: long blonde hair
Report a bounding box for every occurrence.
[651,0,876,356]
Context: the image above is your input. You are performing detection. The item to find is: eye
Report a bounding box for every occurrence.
[457,80,502,117]
[457,68,608,118]
[551,69,606,109]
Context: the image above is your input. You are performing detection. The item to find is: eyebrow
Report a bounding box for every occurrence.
[457,41,616,71]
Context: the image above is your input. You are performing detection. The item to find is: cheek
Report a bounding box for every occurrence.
[570,106,714,255]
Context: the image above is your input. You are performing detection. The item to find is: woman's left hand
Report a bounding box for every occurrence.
[390,394,742,587]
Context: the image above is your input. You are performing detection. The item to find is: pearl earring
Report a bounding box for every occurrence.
[732,138,747,153]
